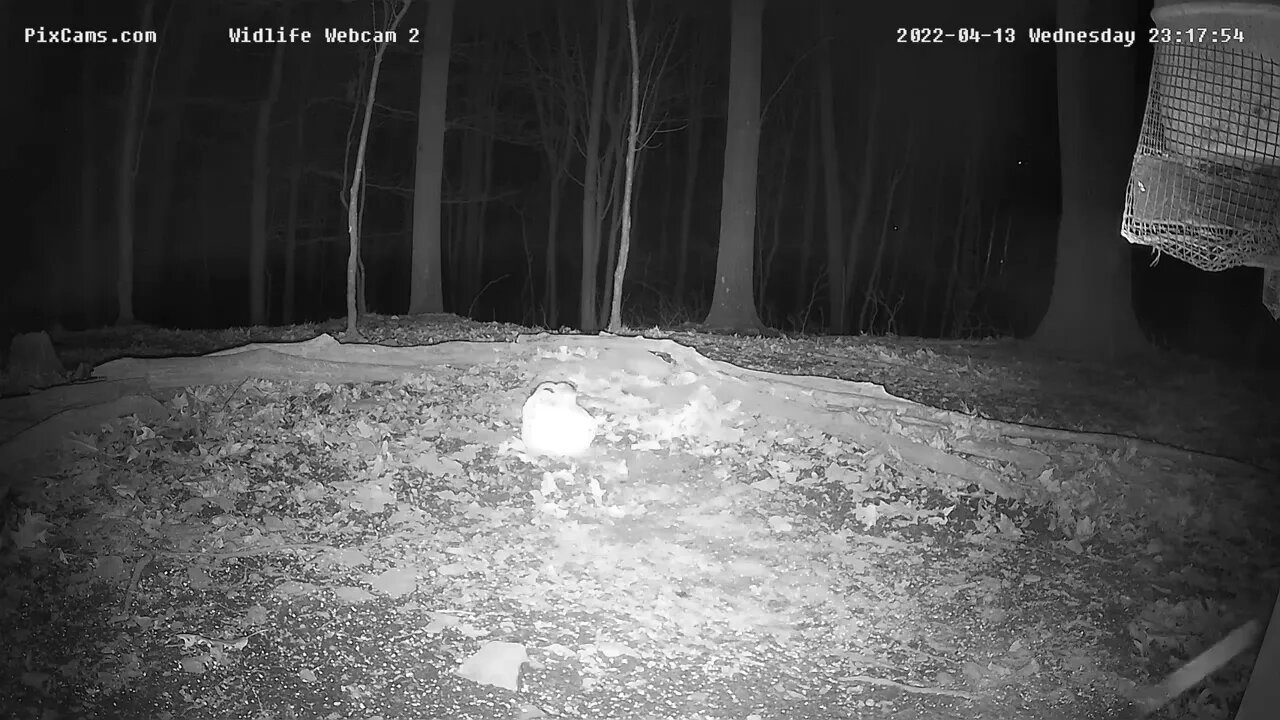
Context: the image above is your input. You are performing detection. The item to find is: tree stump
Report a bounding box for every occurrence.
[2,331,67,394]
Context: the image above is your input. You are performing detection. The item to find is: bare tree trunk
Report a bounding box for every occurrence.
[543,157,566,325]
[250,39,288,325]
[281,177,300,323]
[793,91,819,319]
[1030,0,1144,359]
[452,53,498,311]
[282,77,307,324]
[143,0,207,289]
[657,131,674,260]
[114,0,157,325]
[528,7,579,326]
[859,164,905,331]
[305,188,322,316]
[844,66,881,330]
[578,1,613,331]
[80,52,98,326]
[919,164,944,332]
[456,122,489,310]
[885,164,917,329]
[607,0,643,331]
[941,151,975,335]
[346,0,414,336]
[674,50,705,303]
[704,0,765,331]
[815,0,846,332]
[473,75,497,303]
[409,0,454,315]
[198,198,211,325]
[598,118,628,322]
[757,101,797,315]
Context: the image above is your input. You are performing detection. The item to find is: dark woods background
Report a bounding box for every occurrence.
[4,0,1276,364]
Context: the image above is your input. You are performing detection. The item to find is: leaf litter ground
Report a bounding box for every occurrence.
[1,315,1278,720]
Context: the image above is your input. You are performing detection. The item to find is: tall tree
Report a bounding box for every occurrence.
[529,1,674,329]
[409,0,455,315]
[815,0,847,332]
[114,0,157,325]
[452,53,499,311]
[606,0,642,331]
[1030,0,1144,358]
[280,43,313,325]
[249,38,288,325]
[704,0,765,331]
[578,0,615,331]
[674,44,708,304]
[345,0,414,335]
[143,0,209,294]
[80,48,99,324]
[524,7,580,326]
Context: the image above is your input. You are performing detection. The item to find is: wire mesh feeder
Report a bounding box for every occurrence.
[1122,41,1280,319]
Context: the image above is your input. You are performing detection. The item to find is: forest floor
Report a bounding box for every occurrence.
[1,313,1277,720]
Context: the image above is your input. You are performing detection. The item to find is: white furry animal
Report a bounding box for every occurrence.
[520,381,598,457]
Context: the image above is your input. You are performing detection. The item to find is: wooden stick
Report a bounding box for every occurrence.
[1133,619,1262,717]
